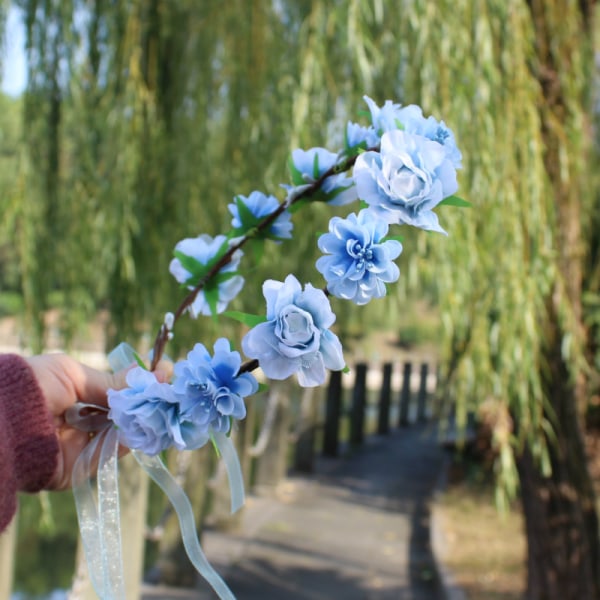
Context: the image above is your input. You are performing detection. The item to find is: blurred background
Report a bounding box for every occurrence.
[0,1,599,599]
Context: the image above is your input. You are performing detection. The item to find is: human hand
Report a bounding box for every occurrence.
[26,353,171,490]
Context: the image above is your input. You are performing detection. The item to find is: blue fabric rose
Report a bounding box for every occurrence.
[363,96,462,169]
[169,234,244,317]
[228,191,293,241]
[316,209,402,304]
[241,274,345,387]
[108,367,199,455]
[353,130,458,234]
[173,338,258,442]
[394,104,462,169]
[288,147,358,206]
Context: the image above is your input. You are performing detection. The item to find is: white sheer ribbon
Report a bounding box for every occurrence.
[68,406,125,600]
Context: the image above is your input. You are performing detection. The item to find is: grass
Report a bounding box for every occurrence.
[435,465,526,600]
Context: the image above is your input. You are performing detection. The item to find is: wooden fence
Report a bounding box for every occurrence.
[1,359,437,600]
[296,360,437,469]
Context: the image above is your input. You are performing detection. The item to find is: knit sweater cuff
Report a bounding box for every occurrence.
[0,354,59,531]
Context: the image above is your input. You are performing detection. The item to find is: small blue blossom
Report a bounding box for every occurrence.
[353,130,458,234]
[316,210,402,305]
[363,95,405,134]
[345,121,379,151]
[392,104,462,169]
[108,368,200,455]
[169,234,244,317]
[288,147,358,206]
[363,96,462,168]
[228,191,293,241]
[173,338,258,442]
[241,274,345,387]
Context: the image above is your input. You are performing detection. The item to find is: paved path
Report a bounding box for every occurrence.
[147,424,446,600]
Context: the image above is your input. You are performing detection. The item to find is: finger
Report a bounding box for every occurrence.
[70,360,133,408]
[49,428,131,491]
[75,357,173,404]
[153,359,174,383]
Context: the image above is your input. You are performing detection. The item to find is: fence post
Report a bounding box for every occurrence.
[294,386,318,473]
[377,363,393,435]
[240,392,258,490]
[0,512,17,600]
[323,370,343,457]
[350,363,368,447]
[398,362,412,426]
[417,363,429,422]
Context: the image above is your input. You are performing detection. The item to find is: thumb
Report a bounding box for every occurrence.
[74,362,133,408]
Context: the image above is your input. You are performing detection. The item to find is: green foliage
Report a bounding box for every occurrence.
[15,492,78,595]
[395,0,595,505]
[0,291,23,316]
[3,0,406,357]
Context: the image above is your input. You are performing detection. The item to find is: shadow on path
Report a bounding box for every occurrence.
[194,424,447,600]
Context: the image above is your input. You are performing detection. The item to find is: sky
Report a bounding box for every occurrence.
[2,6,26,97]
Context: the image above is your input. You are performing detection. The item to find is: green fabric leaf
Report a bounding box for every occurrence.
[173,250,207,279]
[322,182,354,202]
[204,285,220,318]
[312,151,320,180]
[288,155,305,185]
[438,195,471,208]
[223,310,268,327]
[213,270,241,284]
[235,196,262,230]
[132,351,147,369]
[210,433,221,457]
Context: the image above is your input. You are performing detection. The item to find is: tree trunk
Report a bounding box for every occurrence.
[517,2,600,598]
[516,345,600,599]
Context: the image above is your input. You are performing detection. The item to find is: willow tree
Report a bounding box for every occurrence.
[277,1,600,597]
[394,2,598,598]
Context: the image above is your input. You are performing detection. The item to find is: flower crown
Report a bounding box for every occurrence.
[73,95,466,600]
[106,95,465,456]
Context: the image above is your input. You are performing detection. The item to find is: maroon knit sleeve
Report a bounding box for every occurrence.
[0,354,59,533]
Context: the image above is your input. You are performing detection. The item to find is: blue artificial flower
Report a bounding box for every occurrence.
[288,147,358,206]
[363,96,462,168]
[228,191,293,241]
[241,274,345,387]
[393,104,462,169]
[345,121,379,151]
[173,338,258,442]
[353,130,458,234]
[169,234,244,317]
[316,209,402,305]
[362,95,405,135]
[108,367,201,455]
